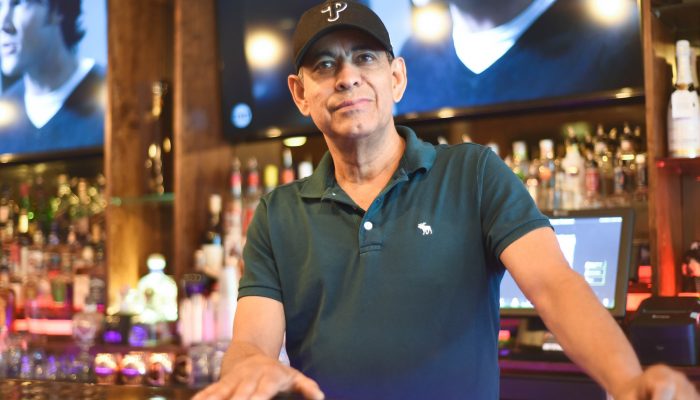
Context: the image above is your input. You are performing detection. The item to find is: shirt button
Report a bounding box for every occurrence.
[364,221,373,231]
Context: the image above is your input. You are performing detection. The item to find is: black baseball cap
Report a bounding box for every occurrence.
[292,1,394,70]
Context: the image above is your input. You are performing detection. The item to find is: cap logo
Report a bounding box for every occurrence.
[321,1,347,22]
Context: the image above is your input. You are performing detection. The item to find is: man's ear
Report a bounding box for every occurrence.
[48,7,64,26]
[390,57,407,103]
[288,74,310,116]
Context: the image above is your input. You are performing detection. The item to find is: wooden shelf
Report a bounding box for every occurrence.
[110,193,174,207]
[655,157,700,175]
[653,0,700,45]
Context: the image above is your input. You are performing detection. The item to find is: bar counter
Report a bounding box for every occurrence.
[0,379,199,400]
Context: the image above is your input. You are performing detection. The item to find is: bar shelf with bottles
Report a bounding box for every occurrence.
[0,148,311,389]
[502,121,649,212]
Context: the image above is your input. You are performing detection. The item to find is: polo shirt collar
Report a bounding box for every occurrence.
[300,126,436,199]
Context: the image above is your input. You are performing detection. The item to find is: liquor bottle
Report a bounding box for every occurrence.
[88,224,107,313]
[203,194,223,246]
[202,194,224,277]
[633,125,645,155]
[510,141,529,182]
[525,160,540,205]
[668,40,700,158]
[136,253,178,322]
[537,139,556,210]
[224,158,243,269]
[561,127,585,209]
[583,150,601,208]
[0,266,16,333]
[52,174,77,241]
[243,158,261,236]
[612,158,627,206]
[618,122,638,196]
[73,178,92,245]
[634,153,649,203]
[145,81,173,194]
[31,175,52,238]
[594,125,614,202]
[297,158,313,180]
[280,149,295,185]
[263,164,279,194]
[0,185,13,243]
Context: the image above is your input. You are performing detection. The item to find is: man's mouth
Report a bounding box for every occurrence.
[1,43,17,56]
[333,98,370,111]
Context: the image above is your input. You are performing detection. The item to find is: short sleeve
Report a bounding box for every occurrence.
[238,198,283,302]
[478,149,551,262]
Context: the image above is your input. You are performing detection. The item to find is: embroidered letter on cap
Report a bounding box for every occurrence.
[321,1,347,22]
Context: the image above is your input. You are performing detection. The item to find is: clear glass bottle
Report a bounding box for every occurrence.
[618,122,638,197]
[136,254,178,322]
[510,140,529,182]
[537,139,556,210]
[202,194,224,277]
[561,127,585,209]
[668,40,700,158]
[280,148,295,185]
[594,125,615,204]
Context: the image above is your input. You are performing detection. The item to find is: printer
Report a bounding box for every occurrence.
[628,296,700,366]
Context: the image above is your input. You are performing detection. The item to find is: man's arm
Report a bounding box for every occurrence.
[193,296,324,400]
[501,227,698,399]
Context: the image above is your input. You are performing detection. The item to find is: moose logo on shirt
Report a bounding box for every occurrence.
[417,222,432,236]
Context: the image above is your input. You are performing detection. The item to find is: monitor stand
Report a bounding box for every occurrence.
[510,318,569,361]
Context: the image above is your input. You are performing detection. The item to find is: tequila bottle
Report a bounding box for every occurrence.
[136,254,178,322]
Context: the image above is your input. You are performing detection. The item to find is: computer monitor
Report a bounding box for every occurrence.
[500,208,635,318]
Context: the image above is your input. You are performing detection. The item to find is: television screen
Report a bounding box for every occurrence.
[0,0,107,160]
[499,208,635,318]
[216,0,644,141]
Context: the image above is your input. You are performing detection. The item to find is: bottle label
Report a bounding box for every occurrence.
[669,91,700,157]
[671,90,699,119]
[585,169,600,194]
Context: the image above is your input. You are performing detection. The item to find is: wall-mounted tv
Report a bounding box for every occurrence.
[0,0,107,162]
[216,0,644,142]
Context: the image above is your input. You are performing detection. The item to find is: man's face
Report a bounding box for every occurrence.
[0,0,59,77]
[288,29,406,140]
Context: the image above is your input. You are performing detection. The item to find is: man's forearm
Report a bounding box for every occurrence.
[535,271,642,396]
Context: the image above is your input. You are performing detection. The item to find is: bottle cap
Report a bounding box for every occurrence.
[676,40,690,57]
[147,253,166,272]
[209,194,222,214]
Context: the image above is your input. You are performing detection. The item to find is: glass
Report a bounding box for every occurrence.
[120,352,146,385]
[189,343,213,386]
[94,352,120,385]
[146,352,174,386]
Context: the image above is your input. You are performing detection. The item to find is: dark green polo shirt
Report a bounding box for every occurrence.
[239,126,550,399]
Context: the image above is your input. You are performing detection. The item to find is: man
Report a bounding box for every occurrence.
[196,1,698,399]
[0,0,105,155]
[397,0,644,114]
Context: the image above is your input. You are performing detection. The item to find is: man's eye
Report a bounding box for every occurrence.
[314,60,335,71]
[356,52,377,64]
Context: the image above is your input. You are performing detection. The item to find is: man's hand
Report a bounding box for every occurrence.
[612,365,699,400]
[192,354,324,400]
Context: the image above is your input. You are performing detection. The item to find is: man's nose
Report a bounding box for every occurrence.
[0,5,15,34]
[334,61,361,91]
